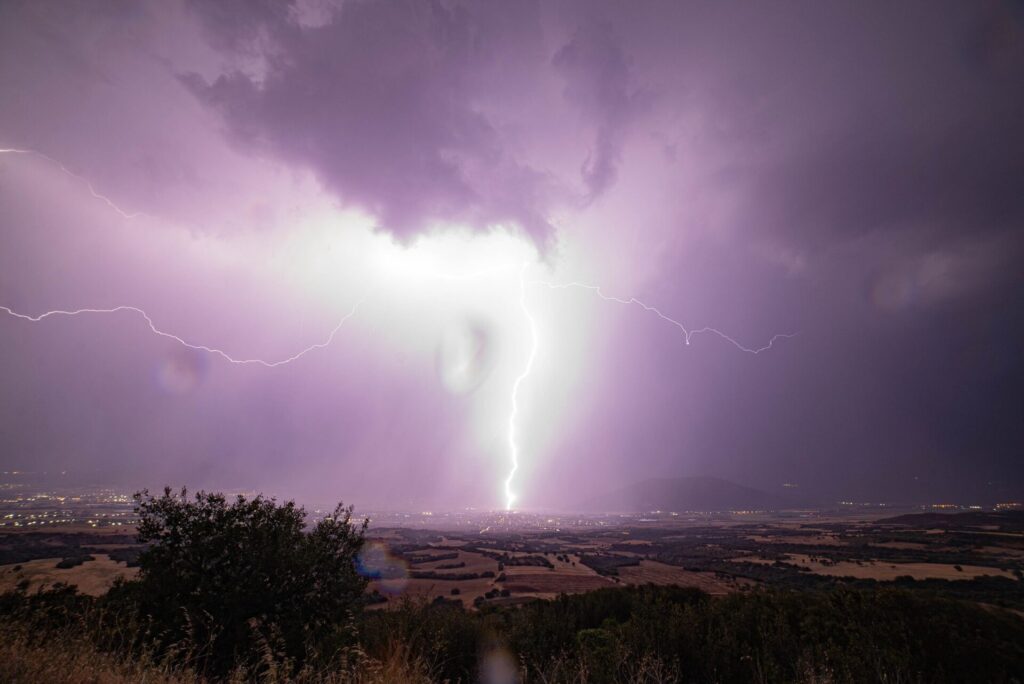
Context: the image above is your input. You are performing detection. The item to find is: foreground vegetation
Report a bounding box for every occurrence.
[2,490,1023,683]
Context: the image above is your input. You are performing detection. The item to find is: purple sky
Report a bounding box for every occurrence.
[1,0,1022,509]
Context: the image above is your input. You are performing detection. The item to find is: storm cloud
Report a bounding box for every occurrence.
[1,0,1022,508]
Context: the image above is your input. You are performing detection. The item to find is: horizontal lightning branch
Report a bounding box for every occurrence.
[2,142,793,514]
[0,301,363,368]
[530,280,797,354]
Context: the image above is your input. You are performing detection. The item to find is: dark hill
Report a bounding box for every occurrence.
[877,510,1024,532]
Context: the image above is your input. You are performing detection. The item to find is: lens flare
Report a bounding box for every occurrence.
[436,316,497,395]
[156,348,209,394]
[356,541,410,594]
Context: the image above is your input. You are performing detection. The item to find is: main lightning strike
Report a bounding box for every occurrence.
[0,301,363,367]
[532,280,797,354]
[504,263,539,511]
[0,148,144,220]
[501,276,794,511]
[1,144,793,511]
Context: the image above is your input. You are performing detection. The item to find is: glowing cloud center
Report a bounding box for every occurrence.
[0,148,794,511]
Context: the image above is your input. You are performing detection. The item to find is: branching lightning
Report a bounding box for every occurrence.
[504,263,539,511]
[1,147,362,366]
[531,280,797,354]
[1,148,144,220]
[499,277,796,510]
[1,144,794,512]
[0,302,363,368]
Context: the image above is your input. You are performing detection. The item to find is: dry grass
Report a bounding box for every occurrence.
[616,560,737,595]
[369,549,503,608]
[737,553,1020,581]
[371,575,497,608]
[0,627,435,684]
[370,549,633,607]
[519,652,680,684]
[0,634,685,684]
[373,549,748,607]
[503,573,615,596]
[501,553,616,600]
[0,554,138,596]
[0,633,193,684]
[746,534,847,546]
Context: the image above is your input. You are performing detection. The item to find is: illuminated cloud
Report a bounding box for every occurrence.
[553,21,640,201]
[181,0,562,245]
[0,0,1022,507]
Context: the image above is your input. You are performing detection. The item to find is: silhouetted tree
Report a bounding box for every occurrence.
[126,487,367,676]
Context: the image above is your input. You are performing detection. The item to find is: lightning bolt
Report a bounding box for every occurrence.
[2,145,794,511]
[505,263,539,511]
[0,147,144,220]
[499,277,796,510]
[0,301,363,367]
[531,280,797,354]
[2,146,364,366]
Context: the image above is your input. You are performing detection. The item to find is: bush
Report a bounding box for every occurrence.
[5,568,1024,682]
[5,490,1024,682]
[360,598,483,681]
[122,487,367,676]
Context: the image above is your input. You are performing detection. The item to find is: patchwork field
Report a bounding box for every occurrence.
[617,560,742,594]
[735,553,1018,581]
[0,553,137,595]
[2,509,1022,611]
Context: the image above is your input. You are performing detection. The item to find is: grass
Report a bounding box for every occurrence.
[4,580,1024,683]
[0,620,436,684]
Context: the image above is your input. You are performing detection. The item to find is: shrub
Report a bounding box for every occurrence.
[122,487,367,676]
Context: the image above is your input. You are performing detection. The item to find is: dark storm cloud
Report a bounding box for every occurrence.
[519,0,1024,504]
[553,21,640,200]
[3,0,1024,508]
[735,56,1024,251]
[182,0,561,244]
